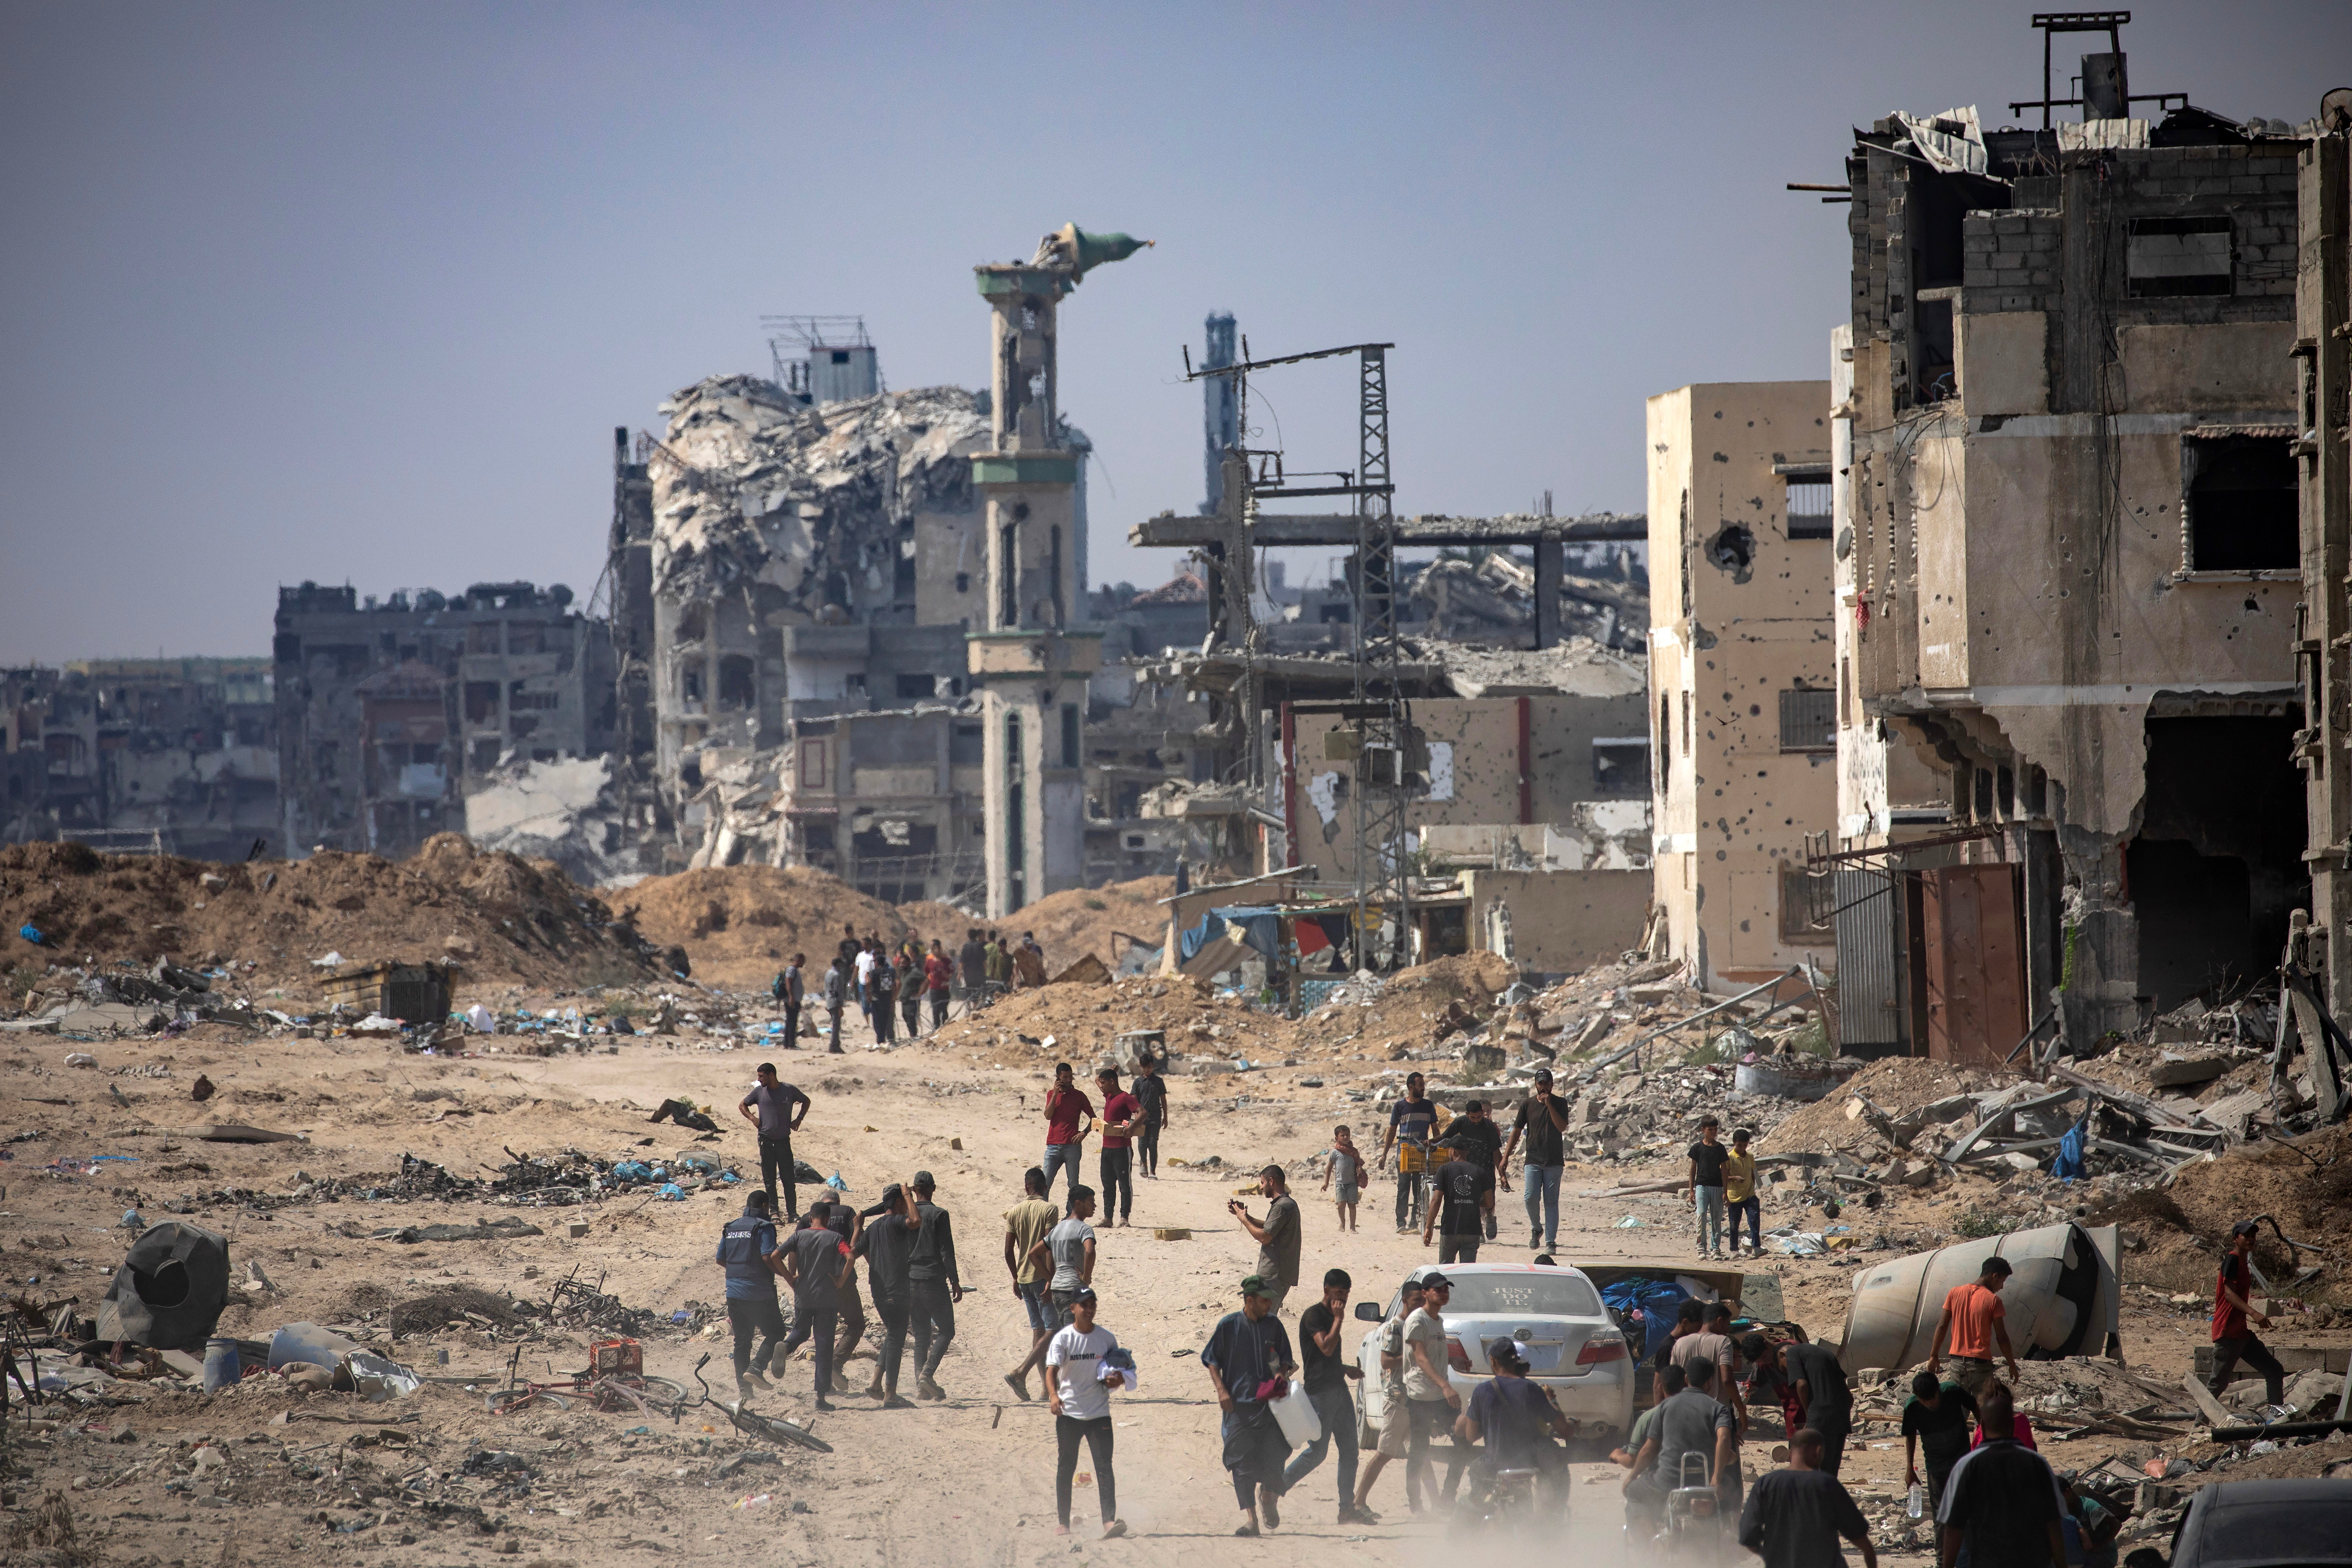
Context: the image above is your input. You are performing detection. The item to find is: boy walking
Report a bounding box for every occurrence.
[1045,1287,1129,1540]
[1321,1125,1365,1232]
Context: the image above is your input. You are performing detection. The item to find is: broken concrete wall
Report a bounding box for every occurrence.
[1460,866,1650,976]
[1285,684,1650,885]
[1647,381,1839,989]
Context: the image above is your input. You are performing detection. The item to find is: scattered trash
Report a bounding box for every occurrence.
[20,923,46,945]
[63,1052,98,1068]
[1613,1215,1645,1229]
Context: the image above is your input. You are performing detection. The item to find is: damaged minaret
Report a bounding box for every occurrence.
[967,225,1151,914]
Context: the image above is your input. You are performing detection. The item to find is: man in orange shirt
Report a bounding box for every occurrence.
[1927,1257,2020,1399]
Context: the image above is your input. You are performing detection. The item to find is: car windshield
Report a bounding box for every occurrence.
[1437,1274,1604,1317]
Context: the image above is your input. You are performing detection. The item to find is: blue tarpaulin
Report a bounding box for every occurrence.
[1600,1276,1690,1360]
[1178,906,1282,963]
[2050,1115,2088,1184]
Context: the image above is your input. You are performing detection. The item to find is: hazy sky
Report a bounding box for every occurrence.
[3,1,2344,661]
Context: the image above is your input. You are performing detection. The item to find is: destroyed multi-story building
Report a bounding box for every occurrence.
[638,244,1156,913]
[2,659,278,858]
[273,581,615,858]
[1826,28,2326,1059]
[638,371,996,896]
[1647,381,1840,990]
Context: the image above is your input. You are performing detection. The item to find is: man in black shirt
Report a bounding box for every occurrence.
[1738,1427,1877,1568]
[856,1183,920,1406]
[957,929,987,1014]
[1500,1070,1570,1252]
[1936,1383,2064,1568]
[1379,1074,1440,1232]
[777,1215,852,1411]
[1274,1269,1373,1525]
[1437,1100,1505,1241]
[1132,1055,1169,1178]
[1683,1114,1731,1260]
[1423,1148,1491,1265]
[906,1170,964,1402]
[1783,1336,1854,1477]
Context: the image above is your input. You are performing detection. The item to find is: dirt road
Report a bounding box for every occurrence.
[7,1008,2202,1565]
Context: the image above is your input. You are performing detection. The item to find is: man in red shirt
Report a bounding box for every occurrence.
[2208,1218,2285,1405]
[1927,1257,2019,1399]
[923,941,953,1033]
[1095,1066,1143,1227]
[1041,1061,1095,1205]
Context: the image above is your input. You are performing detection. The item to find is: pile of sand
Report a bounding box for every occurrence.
[0,835,660,997]
[2090,1124,2352,1293]
[612,865,914,990]
[898,876,1174,974]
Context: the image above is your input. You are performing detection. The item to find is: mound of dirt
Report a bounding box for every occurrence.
[2088,1125,2352,1292]
[0,835,661,998]
[612,864,916,990]
[927,970,1310,1069]
[898,877,1175,975]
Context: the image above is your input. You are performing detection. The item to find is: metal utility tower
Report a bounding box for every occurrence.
[1182,337,1409,964]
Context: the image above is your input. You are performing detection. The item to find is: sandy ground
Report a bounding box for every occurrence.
[0,1003,2262,1568]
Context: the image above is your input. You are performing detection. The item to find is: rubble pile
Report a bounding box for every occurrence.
[0,836,666,1000]
[1401,540,1649,651]
[612,864,912,991]
[650,377,987,607]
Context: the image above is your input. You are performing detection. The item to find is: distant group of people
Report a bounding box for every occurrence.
[767,926,1056,1051]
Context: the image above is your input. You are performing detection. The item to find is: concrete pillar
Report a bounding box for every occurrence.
[1534,537,1563,649]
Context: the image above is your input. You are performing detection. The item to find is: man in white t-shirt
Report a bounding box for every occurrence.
[853,941,878,1028]
[1045,1287,1129,1540]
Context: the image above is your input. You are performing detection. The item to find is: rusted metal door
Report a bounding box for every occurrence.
[1920,864,2028,1065]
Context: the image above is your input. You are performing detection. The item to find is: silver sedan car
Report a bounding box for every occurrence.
[1352,1262,1634,1444]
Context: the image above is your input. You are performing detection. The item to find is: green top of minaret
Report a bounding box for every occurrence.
[1034,223,1153,283]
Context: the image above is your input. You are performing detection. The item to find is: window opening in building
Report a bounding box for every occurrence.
[1060,703,1080,769]
[1593,738,1650,797]
[1778,689,1836,754]
[999,522,1019,627]
[2185,434,2296,571]
[2129,215,2232,299]
[1785,475,1833,540]
[1049,525,1066,626]
[1657,696,1671,785]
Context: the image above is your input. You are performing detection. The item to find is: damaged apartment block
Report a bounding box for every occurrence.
[1827,21,2323,1059]
[273,581,615,859]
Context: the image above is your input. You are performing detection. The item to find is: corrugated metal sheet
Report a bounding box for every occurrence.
[1834,867,1902,1051]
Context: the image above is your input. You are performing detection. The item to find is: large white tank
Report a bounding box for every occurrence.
[1837,1221,2121,1372]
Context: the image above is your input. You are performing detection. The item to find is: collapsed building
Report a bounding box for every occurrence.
[273,581,616,860]
[1825,25,2329,1058]
[2,659,278,859]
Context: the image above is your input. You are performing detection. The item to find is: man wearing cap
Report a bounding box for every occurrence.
[1501,1069,1571,1252]
[2208,1218,2286,1407]
[905,1171,964,1402]
[1230,1166,1302,1315]
[737,1062,811,1220]
[1455,1336,1574,1508]
[716,1189,788,1398]
[1201,1275,1299,1536]
[1045,1286,1129,1540]
[1928,1256,2020,1399]
[1278,1269,1376,1524]
[1401,1271,1469,1508]
[854,1181,919,1406]
[1350,1273,1426,1518]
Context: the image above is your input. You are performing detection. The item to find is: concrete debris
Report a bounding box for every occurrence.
[650,376,988,607]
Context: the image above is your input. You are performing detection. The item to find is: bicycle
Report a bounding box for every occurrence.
[600,1352,833,1454]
